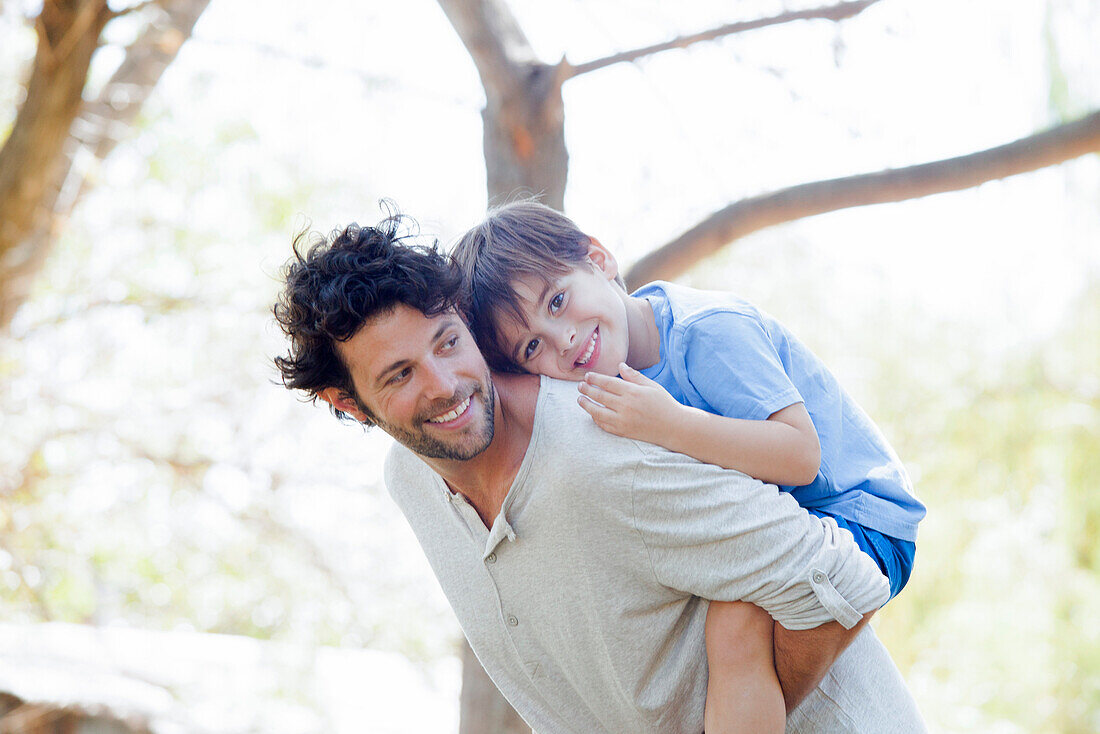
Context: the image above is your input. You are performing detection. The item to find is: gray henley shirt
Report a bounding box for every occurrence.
[384,377,922,733]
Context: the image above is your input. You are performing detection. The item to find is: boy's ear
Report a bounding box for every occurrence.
[319,387,371,423]
[585,237,619,281]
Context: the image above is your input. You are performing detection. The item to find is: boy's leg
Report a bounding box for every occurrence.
[806,509,916,600]
[704,600,785,734]
[860,525,916,600]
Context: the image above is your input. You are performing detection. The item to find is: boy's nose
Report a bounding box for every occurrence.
[557,326,577,352]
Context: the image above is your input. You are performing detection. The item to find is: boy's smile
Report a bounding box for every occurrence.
[573,327,600,369]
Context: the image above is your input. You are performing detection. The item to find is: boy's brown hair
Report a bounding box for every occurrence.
[452,200,598,372]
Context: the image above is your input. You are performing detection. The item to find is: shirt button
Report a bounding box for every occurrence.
[486,553,497,564]
[507,615,519,627]
[812,571,826,584]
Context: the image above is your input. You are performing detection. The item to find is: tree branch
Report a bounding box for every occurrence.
[435,0,537,98]
[46,0,107,70]
[625,110,1100,288]
[80,0,211,160]
[567,0,882,79]
[109,0,163,19]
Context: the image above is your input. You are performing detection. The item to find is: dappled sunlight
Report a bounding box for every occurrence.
[1,0,1098,732]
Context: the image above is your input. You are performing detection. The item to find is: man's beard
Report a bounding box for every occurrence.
[380,372,496,460]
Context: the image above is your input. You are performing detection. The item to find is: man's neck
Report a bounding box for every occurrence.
[420,372,540,528]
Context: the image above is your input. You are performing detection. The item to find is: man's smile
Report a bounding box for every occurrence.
[425,393,473,425]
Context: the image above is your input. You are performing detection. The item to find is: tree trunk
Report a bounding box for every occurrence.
[458,642,528,734]
[0,0,111,329]
[481,60,569,210]
[0,0,210,331]
[438,1,567,730]
[460,59,566,728]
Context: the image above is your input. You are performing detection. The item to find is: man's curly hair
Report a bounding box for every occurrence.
[273,209,463,424]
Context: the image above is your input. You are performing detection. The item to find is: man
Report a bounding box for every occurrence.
[273,213,925,732]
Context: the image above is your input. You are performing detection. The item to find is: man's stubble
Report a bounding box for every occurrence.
[377,370,496,461]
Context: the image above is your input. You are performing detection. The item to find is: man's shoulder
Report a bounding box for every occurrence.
[530,377,657,485]
[535,377,651,454]
[383,441,437,500]
[536,377,762,488]
[536,377,626,446]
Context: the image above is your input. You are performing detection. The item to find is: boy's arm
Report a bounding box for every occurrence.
[579,364,820,486]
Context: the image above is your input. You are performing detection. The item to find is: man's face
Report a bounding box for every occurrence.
[326,305,496,461]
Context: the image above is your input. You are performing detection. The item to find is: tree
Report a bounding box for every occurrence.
[0,0,211,330]
[434,0,1100,730]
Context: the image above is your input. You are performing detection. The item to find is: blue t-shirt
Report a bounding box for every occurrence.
[633,281,925,542]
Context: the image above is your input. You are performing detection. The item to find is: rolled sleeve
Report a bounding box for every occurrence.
[630,446,889,629]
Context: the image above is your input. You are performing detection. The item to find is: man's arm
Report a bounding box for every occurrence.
[630,446,889,643]
[774,613,873,712]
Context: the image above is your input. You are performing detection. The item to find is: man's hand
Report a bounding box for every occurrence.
[577,363,686,445]
[773,612,874,713]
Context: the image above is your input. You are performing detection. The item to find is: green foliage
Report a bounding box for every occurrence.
[0,72,455,666]
[693,230,1100,732]
[868,287,1100,733]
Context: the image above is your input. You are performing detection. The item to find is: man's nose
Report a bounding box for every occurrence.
[421,359,458,399]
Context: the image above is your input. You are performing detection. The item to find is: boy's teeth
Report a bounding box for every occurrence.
[576,332,597,366]
[428,396,471,423]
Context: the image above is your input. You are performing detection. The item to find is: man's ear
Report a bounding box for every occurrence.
[585,237,619,281]
[319,387,371,423]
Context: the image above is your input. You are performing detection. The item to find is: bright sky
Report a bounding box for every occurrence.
[137,0,1100,353]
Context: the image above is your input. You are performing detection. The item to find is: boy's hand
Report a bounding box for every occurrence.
[577,363,685,444]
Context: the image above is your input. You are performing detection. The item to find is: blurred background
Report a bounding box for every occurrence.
[1,0,1098,732]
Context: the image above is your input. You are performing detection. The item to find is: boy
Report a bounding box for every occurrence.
[451,201,926,734]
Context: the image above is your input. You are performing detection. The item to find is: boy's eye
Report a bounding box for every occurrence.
[523,338,541,361]
[441,334,459,351]
[549,292,564,313]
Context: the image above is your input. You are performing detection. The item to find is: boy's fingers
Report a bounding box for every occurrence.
[578,394,617,427]
[619,363,656,387]
[578,381,617,408]
[618,364,643,384]
[584,371,626,395]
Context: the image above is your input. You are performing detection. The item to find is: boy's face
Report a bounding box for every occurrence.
[496,241,630,380]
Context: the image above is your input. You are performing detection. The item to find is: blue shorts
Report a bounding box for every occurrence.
[807,509,915,601]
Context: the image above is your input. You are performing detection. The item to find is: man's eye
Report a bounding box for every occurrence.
[388,368,411,385]
[523,338,541,360]
[549,292,564,313]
